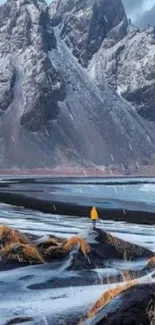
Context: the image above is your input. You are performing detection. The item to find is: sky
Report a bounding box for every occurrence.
[122,0,155,28]
[0,0,155,29]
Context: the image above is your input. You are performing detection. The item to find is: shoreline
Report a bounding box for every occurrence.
[0,164,155,177]
[0,190,155,225]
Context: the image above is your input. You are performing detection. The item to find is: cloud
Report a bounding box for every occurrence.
[122,0,155,28]
[122,0,144,16]
[135,4,155,29]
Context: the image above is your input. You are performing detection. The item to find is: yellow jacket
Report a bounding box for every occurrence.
[90,207,99,220]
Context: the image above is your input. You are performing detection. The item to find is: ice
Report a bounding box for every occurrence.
[0,283,118,324]
[1,197,155,323]
[140,184,155,193]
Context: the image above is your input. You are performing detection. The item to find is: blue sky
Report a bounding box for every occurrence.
[0,0,155,29]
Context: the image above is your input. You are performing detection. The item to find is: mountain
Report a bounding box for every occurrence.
[0,0,155,169]
[88,25,155,122]
[50,0,155,122]
[50,0,128,68]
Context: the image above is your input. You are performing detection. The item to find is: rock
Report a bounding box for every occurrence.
[1,243,45,264]
[35,234,64,250]
[143,256,155,272]
[50,0,128,67]
[36,235,67,260]
[51,0,155,123]
[0,0,65,132]
[0,227,153,273]
[0,59,16,113]
[0,224,29,248]
[68,228,154,269]
[0,0,155,167]
[5,317,33,325]
[81,283,155,325]
[88,25,155,122]
[0,0,66,167]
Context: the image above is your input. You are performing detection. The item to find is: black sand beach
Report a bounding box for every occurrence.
[0,177,155,325]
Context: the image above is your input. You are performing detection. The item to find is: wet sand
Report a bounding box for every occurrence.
[0,177,155,325]
[0,177,155,224]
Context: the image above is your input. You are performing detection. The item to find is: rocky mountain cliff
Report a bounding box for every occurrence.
[50,0,128,67]
[0,0,155,169]
[51,0,155,123]
[88,25,155,122]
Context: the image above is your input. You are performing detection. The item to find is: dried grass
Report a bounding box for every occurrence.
[63,236,90,257]
[122,269,134,282]
[146,297,155,325]
[37,236,62,250]
[145,256,155,269]
[0,225,9,236]
[3,243,45,264]
[0,224,29,248]
[87,278,137,319]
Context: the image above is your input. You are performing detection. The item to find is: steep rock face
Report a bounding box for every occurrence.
[0,0,67,167]
[88,26,155,122]
[0,0,65,132]
[51,0,155,122]
[0,0,155,168]
[50,0,128,67]
[48,27,155,167]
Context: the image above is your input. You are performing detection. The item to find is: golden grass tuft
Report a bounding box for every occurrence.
[122,269,134,282]
[87,278,137,319]
[47,237,61,246]
[63,236,90,257]
[145,256,155,269]
[0,224,29,248]
[37,236,62,250]
[45,245,67,259]
[3,243,45,264]
[0,225,9,236]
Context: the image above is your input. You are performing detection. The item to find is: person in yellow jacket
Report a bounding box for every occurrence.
[90,206,99,229]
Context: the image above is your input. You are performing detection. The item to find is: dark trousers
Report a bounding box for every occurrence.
[92,220,96,229]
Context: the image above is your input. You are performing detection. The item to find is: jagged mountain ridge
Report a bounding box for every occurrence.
[50,0,128,67]
[51,0,155,122]
[88,25,155,122]
[0,0,155,168]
